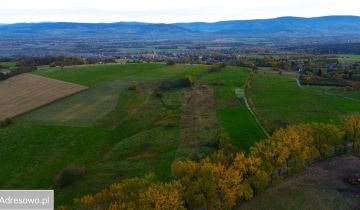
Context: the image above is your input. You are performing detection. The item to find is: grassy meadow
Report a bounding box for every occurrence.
[1,63,266,206]
[0,61,17,68]
[250,71,360,131]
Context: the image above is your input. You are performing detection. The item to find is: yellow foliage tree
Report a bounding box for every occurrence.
[75,173,184,210]
[310,123,344,157]
[171,160,218,209]
[343,113,360,152]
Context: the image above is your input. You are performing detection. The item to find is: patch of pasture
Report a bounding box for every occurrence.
[0,123,111,189]
[35,63,208,87]
[0,61,16,68]
[217,108,267,151]
[17,80,132,127]
[337,54,360,63]
[250,72,360,130]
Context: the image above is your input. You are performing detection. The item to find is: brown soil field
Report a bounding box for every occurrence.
[177,85,219,159]
[0,73,88,120]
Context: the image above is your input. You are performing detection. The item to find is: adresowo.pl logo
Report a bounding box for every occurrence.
[0,190,53,210]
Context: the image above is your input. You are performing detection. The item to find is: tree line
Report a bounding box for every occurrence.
[0,57,116,81]
[62,113,360,210]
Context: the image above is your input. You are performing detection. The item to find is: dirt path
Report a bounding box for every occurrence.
[295,78,304,89]
[177,85,218,159]
[236,87,270,137]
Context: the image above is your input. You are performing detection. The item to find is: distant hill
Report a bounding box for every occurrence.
[176,16,360,35]
[1,16,360,39]
[0,22,196,39]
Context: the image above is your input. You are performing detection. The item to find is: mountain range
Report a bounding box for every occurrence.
[1,16,360,39]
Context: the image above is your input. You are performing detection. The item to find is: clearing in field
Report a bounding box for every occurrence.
[0,73,87,120]
[177,85,218,159]
[237,155,360,210]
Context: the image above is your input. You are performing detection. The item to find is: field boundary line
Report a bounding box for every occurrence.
[244,92,270,137]
[295,78,304,89]
[295,77,360,103]
[236,87,270,137]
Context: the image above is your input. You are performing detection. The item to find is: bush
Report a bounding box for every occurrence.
[213,128,232,149]
[351,82,360,90]
[208,62,226,73]
[166,60,176,66]
[128,85,139,91]
[153,89,163,98]
[0,118,12,127]
[54,165,85,187]
[159,76,193,90]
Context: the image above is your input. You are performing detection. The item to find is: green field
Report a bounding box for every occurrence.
[2,63,360,208]
[0,61,16,73]
[1,63,266,207]
[0,61,17,68]
[200,67,267,150]
[250,72,360,130]
[336,54,360,63]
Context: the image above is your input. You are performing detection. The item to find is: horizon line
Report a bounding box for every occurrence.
[1,14,359,25]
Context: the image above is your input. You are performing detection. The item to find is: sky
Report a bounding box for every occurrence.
[0,0,360,23]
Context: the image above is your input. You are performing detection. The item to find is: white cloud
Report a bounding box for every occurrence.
[0,0,359,23]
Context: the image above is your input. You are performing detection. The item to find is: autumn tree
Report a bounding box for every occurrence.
[310,123,344,157]
[208,154,245,210]
[171,160,218,209]
[213,128,233,152]
[74,173,184,210]
[138,182,185,210]
[343,113,360,152]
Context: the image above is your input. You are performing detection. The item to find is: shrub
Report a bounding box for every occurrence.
[166,60,176,66]
[208,62,226,73]
[351,82,360,90]
[54,165,85,187]
[213,128,232,149]
[153,89,163,98]
[269,119,289,134]
[0,118,12,127]
[128,84,139,91]
[159,76,193,90]
[156,118,177,127]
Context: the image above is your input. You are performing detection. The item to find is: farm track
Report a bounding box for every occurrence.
[0,73,88,120]
[236,87,270,137]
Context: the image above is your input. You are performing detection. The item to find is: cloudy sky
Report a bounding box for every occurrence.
[0,0,359,23]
